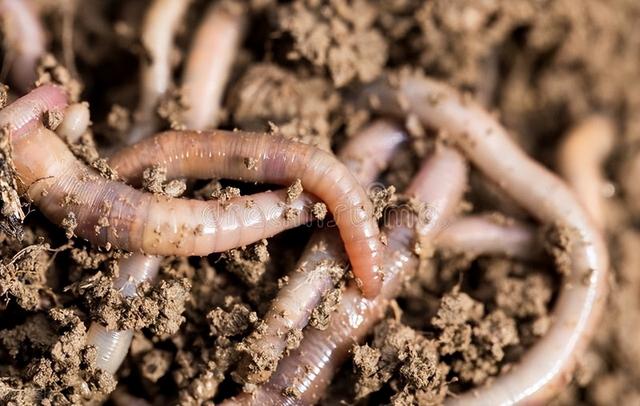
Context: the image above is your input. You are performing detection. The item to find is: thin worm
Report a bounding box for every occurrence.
[235,120,407,385]
[56,102,91,142]
[558,115,615,229]
[436,215,540,261]
[224,146,467,405]
[180,3,245,130]
[0,0,45,91]
[110,132,385,298]
[128,0,191,143]
[86,255,161,374]
[0,85,315,258]
[364,75,609,405]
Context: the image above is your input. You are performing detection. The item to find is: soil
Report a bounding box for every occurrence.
[1,0,640,404]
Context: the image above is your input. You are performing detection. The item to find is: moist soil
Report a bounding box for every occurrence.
[2,0,640,404]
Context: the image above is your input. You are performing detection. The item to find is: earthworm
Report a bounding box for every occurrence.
[236,120,407,385]
[558,115,615,229]
[4,85,384,298]
[129,0,190,143]
[436,215,539,261]
[86,254,161,374]
[363,74,609,405]
[180,3,245,130]
[224,145,467,405]
[0,85,314,259]
[0,0,45,91]
[109,132,385,298]
[56,102,91,142]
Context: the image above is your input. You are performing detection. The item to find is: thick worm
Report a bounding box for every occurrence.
[364,75,609,405]
[0,0,45,91]
[4,85,383,297]
[436,215,540,261]
[109,131,385,298]
[86,255,161,374]
[0,85,315,257]
[129,0,190,143]
[224,146,467,405]
[558,115,615,229]
[235,121,406,385]
[180,3,244,130]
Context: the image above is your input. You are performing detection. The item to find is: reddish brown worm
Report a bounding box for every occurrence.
[364,75,609,405]
[558,115,615,229]
[236,120,407,385]
[110,133,385,298]
[3,85,384,298]
[224,146,468,405]
[180,3,245,130]
[128,0,191,143]
[0,0,45,91]
[436,215,539,261]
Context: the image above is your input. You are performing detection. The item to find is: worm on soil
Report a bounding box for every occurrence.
[86,255,161,374]
[0,0,45,91]
[180,3,245,130]
[110,130,386,298]
[363,74,609,405]
[0,85,314,258]
[3,85,384,298]
[224,145,467,405]
[128,0,190,144]
[558,115,615,229]
[235,120,407,385]
[436,215,539,261]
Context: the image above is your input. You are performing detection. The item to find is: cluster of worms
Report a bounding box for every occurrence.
[0,1,613,405]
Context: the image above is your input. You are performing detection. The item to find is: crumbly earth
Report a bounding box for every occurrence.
[0,0,639,404]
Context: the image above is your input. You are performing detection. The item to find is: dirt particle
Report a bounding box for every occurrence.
[221,239,269,286]
[208,301,258,337]
[244,157,258,171]
[309,287,342,330]
[142,164,187,197]
[312,202,327,220]
[286,179,303,204]
[140,349,172,383]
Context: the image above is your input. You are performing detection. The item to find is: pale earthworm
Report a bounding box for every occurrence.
[0,0,45,92]
[109,133,385,298]
[558,115,615,229]
[362,74,609,405]
[86,254,162,374]
[56,102,91,142]
[435,215,540,261]
[0,84,314,261]
[236,120,407,385]
[3,85,384,298]
[180,3,245,130]
[128,0,191,144]
[224,145,467,405]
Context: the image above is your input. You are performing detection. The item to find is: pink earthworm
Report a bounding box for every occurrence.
[0,84,314,259]
[86,254,161,374]
[362,75,609,405]
[180,3,245,130]
[224,146,467,405]
[436,215,540,261]
[558,115,615,229]
[3,85,384,298]
[128,0,191,143]
[0,0,45,91]
[236,120,407,385]
[109,133,386,298]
